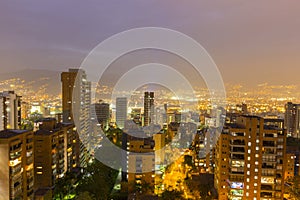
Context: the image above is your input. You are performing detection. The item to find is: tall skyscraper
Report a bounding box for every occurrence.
[116,97,127,129]
[91,101,110,130]
[0,129,34,200]
[285,102,300,138]
[144,92,154,126]
[61,69,91,168]
[0,91,22,130]
[215,116,286,200]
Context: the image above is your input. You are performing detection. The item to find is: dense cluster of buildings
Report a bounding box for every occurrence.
[1,67,300,200]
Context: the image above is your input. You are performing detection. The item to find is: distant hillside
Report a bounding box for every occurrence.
[0,69,62,96]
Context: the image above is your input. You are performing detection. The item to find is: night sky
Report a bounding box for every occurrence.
[1,1,299,87]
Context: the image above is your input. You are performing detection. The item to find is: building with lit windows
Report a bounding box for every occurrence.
[144,92,154,126]
[0,129,34,200]
[34,118,79,198]
[215,115,286,200]
[0,91,21,130]
[61,69,91,168]
[285,102,300,138]
[91,101,110,130]
[34,126,65,189]
[130,107,142,126]
[284,153,295,181]
[153,131,165,165]
[127,136,155,193]
[116,97,127,129]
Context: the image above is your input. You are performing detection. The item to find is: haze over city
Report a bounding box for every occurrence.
[1,1,300,87]
[1,1,300,200]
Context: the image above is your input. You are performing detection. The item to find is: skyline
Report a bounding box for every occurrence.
[1,1,300,87]
[2,2,300,200]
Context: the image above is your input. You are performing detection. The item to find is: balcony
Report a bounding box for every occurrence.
[52,164,57,170]
[262,156,276,162]
[231,147,245,154]
[260,192,274,198]
[10,163,22,175]
[27,157,33,165]
[11,183,22,199]
[262,170,275,177]
[263,141,276,147]
[261,184,273,191]
[229,176,244,182]
[262,149,276,155]
[262,163,276,169]
[231,154,245,160]
[231,132,245,137]
[230,167,244,175]
[231,140,245,146]
[10,150,22,160]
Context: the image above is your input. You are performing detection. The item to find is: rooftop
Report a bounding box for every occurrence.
[0,129,30,138]
[35,129,60,136]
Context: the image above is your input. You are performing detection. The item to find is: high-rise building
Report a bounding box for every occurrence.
[165,104,181,124]
[34,118,79,198]
[215,116,286,200]
[131,108,142,126]
[285,102,300,138]
[0,129,34,200]
[34,129,65,189]
[127,136,155,193]
[91,101,110,130]
[21,101,30,120]
[61,69,91,168]
[153,131,166,165]
[116,97,127,129]
[144,92,154,126]
[0,91,22,130]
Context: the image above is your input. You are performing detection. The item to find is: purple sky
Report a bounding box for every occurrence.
[1,1,300,87]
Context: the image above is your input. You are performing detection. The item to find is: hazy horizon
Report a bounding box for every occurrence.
[1,1,300,88]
